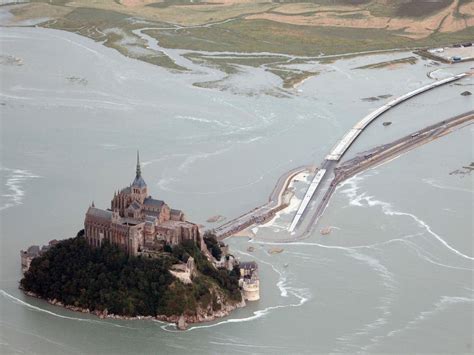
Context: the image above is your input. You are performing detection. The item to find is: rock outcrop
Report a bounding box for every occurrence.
[177,315,187,330]
[23,289,246,327]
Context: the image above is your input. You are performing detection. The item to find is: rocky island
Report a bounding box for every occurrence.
[20,154,259,329]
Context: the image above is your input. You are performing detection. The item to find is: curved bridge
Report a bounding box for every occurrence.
[288,72,468,233]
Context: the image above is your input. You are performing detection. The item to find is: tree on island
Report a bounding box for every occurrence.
[202,231,222,261]
[20,231,241,318]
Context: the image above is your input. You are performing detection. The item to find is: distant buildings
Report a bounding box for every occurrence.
[239,261,260,301]
[20,240,59,273]
[84,152,199,256]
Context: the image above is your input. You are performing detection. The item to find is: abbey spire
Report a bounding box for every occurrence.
[87,154,199,257]
[136,150,141,178]
[131,150,147,203]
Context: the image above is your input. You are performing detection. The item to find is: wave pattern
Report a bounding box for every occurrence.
[0,167,41,211]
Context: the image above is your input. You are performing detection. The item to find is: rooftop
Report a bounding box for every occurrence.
[240,261,258,270]
[144,197,164,208]
[171,209,183,216]
[86,207,112,221]
[120,217,143,226]
[132,175,147,188]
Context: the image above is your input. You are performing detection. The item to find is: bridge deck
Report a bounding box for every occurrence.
[326,73,467,161]
[288,169,326,233]
[289,72,468,232]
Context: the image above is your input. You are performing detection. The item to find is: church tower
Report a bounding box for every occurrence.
[131,151,147,204]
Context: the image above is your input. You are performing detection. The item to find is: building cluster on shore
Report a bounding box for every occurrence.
[209,241,260,301]
[20,240,58,273]
[239,261,260,301]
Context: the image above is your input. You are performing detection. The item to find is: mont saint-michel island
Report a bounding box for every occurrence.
[2,0,473,353]
[20,154,259,330]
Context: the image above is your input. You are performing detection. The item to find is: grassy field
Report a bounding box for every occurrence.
[266,69,319,89]
[354,56,418,69]
[146,18,473,56]
[4,0,473,89]
[395,0,454,18]
[33,6,188,71]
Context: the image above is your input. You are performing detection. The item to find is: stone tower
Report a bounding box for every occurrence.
[131,151,147,204]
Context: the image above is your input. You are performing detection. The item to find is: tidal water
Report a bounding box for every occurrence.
[0,25,472,354]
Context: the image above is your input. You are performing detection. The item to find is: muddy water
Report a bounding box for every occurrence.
[0,26,472,354]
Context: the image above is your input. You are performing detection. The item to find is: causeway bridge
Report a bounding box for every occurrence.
[214,72,469,239]
[287,72,468,233]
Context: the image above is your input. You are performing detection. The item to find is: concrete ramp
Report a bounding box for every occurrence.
[288,169,326,232]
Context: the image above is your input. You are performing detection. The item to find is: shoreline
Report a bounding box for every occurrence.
[215,165,311,240]
[21,289,246,326]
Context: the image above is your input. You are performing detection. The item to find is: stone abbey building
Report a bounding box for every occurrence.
[84,153,200,256]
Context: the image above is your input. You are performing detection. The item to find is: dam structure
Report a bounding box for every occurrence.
[287,72,468,233]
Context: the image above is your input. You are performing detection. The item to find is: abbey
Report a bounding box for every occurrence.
[84,153,200,256]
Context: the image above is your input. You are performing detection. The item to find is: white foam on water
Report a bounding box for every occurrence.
[327,64,353,80]
[160,292,308,333]
[322,172,474,351]
[332,250,397,352]
[178,147,230,172]
[174,115,236,129]
[338,174,368,207]
[254,233,471,351]
[0,167,41,211]
[156,176,178,192]
[376,199,473,261]
[0,319,82,354]
[348,250,396,291]
[362,296,474,352]
[250,239,356,253]
[400,238,473,271]
[0,91,133,111]
[422,178,473,194]
[99,143,119,150]
[0,290,134,329]
[141,153,187,167]
[247,239,400,351]
[44,31,104,58]
[208,340,285,350]
[157,172,267,196]
[339,172,474,261]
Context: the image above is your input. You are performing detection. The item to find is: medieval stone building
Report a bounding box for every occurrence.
[84,153,200,256]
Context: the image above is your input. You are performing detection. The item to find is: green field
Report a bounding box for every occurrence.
[5,1,473,89]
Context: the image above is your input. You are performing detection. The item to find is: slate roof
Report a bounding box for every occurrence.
[240,261,258,270]
[144,210,161,218]
[132,175,147,188]
[170,209,182,216]
[145,215,157,223]
[120,217,142,226]
[87,207,113,221]
[144,197,164,208]
[130,201,141,210]
[121,186,131,194]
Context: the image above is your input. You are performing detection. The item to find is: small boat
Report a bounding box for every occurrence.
[284,263,289,268]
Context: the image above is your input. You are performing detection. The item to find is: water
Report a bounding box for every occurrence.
[0,25,472,354]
